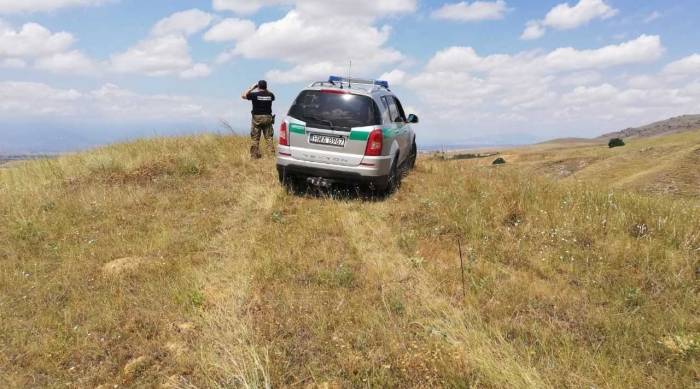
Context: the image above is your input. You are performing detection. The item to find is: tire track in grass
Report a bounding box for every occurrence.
[188,162,280,388]
[342,190,549,388]
[241,198,378,387]
[188,158,545,387]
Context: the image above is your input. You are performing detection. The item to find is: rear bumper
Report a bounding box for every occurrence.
[277,164,388,186]
[276,149,392,177]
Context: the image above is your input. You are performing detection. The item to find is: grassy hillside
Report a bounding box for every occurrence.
[492,130,700,199]
[1,134,698,388]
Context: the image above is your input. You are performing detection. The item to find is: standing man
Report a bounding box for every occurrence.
[242,80,275,159]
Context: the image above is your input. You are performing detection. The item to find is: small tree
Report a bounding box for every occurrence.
[609,138,625,148]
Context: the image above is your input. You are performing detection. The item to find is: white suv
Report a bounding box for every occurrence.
[276,76,418,194]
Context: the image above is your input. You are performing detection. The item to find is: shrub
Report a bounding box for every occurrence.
[609,138,626,148]
[492,157,506,165]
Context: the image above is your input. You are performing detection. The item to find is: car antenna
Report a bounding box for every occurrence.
[348,59,352,88]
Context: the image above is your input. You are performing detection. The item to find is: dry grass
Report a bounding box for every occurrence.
[494,129,700,199]
[1,133,698,388]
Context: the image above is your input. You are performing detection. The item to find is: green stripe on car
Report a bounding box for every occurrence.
[289,124,305,134]
[382,127,399,138]
[350,127,399,141]
[349,131,369,141]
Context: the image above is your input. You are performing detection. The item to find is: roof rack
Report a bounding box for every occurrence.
[328,75,390,90]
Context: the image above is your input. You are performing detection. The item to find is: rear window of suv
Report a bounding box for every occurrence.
[288,90,381,130]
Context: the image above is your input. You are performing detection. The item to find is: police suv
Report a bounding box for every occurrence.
[276,76,418,194]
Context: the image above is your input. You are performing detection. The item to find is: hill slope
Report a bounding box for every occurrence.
[1,135,698,388]
[495,129,700,199]
[597,114,700,140]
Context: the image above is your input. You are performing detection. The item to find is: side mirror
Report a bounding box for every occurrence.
[407,114,419,124]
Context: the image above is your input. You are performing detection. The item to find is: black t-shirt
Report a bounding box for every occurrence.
[246,90,275,115]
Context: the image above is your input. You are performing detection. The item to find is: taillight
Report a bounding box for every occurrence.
[364,128,383,156]
[279,122,289,146]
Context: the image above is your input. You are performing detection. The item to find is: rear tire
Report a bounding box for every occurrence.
[278,168,297,192]
[373,155,400,197]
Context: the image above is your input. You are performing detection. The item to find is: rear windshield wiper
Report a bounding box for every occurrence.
[303,115,335,128]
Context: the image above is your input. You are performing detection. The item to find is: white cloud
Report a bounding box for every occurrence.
[562,83,618,104]
[0,57,25,68]
[379,69,407,85]
[625,75,661,89]
[0,81,82,116]
[234,12,399,63]
[110,34,208,79]
[212,0,284,15]
[294,0,417,18]
[212,0,416,18]
[180,63,212,79]
[0,22,74,58]
[543,0,617,29]
[109,9,217,79]
[209,0,417,78]
[203,18,256,42]
[426,35,663,75]
[396,36,689,143]
[663,54,700,76]
[0,81,231,121]
[265,62,346,84]
[151,9,213,37]
[521,0,617,40]
[34,50,97,74]
[559,71,602,86]
[88,83,219,120]
[520,21,545,40]
[0,20,98,74]
[432,1,509,22]
[0,0,111,14]
[543,35,663,71]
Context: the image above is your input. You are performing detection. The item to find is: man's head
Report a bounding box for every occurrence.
[257,80,268,90]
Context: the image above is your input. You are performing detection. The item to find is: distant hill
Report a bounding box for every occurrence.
[537,137,598,145]
[0,155,55,167]
[596,114,700,140]
[499,129,700,199]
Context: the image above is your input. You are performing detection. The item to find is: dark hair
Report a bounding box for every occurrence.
[258,80,267,90]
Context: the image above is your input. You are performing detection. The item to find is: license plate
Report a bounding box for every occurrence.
[309,134,346,147]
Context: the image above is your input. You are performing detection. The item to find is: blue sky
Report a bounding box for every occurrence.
[1,0,699,153]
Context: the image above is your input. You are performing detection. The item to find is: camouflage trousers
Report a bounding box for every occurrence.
[250,114,274,158]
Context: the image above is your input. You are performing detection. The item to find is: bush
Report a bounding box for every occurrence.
[492,157,506,165]
[609,138,626,148]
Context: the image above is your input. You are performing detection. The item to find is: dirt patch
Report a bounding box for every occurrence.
[123,355,150,378]
[65,157,205,189]
[540,157,598,178]
[103,256,147,276]
[635,147,700,197]
[165,341,187,358]
[174,322,195,333]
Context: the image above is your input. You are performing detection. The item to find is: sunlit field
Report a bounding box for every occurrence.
[1,133,698,387]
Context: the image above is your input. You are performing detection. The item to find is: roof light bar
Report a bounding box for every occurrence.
[329,75,389,89]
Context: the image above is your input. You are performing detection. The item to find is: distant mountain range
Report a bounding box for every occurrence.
[0,155,55,166]
[540,114,700,145]
[596,114,700,140]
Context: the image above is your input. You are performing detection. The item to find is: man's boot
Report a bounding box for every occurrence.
[250,143,261,159]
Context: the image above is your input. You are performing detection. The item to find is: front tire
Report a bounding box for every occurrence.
[408,141,417,170]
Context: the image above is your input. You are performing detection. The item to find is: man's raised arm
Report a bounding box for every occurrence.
[241,83,258,100]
